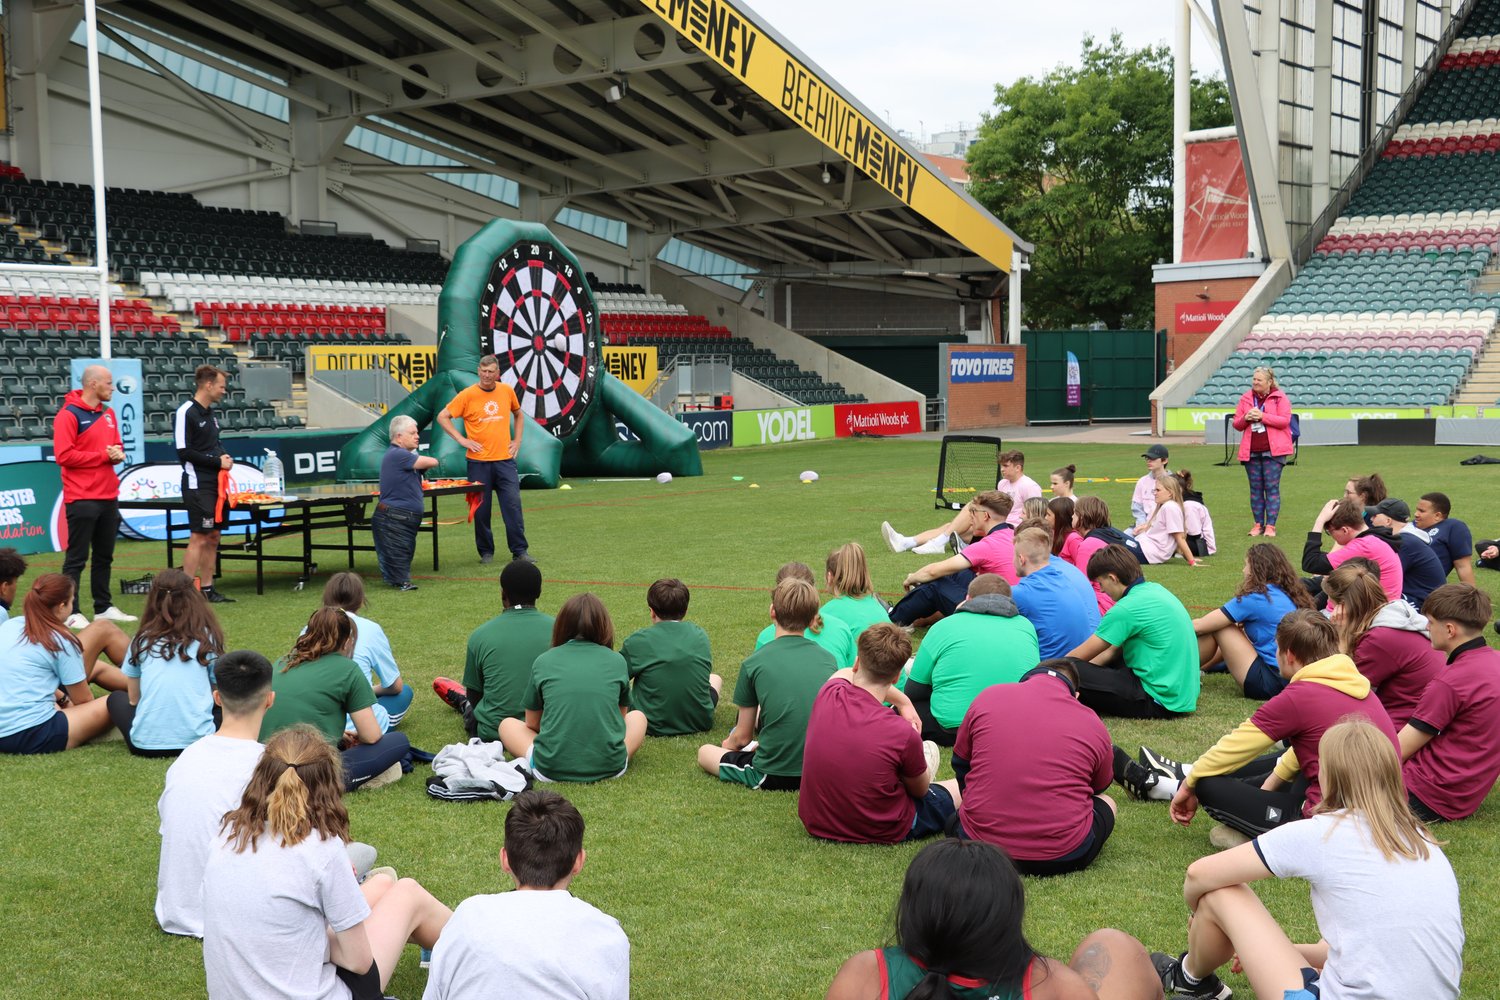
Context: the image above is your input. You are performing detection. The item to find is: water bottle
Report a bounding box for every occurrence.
[262,449,284,495]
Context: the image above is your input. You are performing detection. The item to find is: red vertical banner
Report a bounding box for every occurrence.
[1183,138,1250,262]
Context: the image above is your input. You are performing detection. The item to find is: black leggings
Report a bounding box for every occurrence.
[1195,752,1309,836]
[905,684,960,747]
[105,690,221,759]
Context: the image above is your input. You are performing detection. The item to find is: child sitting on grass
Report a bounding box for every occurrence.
[800,623,955,844]
[155,649,270,937]
[753,561,855,667]
[322,572,412,727]
[422,789,628,1000]
[620,578,721,736]
[499,593,648,783]
[821,542,892,640]
[698,578,837,791]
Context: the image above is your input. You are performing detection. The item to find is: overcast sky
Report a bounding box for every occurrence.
[744,1,1224,142]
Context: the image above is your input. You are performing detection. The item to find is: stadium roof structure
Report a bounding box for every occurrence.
[92,0,1030,298]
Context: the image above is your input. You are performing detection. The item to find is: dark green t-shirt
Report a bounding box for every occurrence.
[621,619,715,736]
[524,639,630,783]
[463,606,555,738]
[259,653,376,744]
[730,634,836,778]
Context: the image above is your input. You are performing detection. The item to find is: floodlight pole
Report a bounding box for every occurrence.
[1173,0,1190,262]
[83,0,111,358]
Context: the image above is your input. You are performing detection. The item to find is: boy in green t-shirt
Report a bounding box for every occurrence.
[1065,544,1200,718]
[434,560,554,739]
[621,578,721,736]
[697,578,837,791]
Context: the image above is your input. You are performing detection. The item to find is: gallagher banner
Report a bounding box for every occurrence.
[1183,138,1250,262]
[834,401,921,437]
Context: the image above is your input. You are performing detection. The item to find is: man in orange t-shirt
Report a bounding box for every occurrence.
[437,355,530,563]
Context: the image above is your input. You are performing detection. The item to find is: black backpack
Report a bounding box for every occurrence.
[1088,526,1148,564]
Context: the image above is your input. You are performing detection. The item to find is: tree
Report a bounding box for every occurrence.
[968,34,1233,330]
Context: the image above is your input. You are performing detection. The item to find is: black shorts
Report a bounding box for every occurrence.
[717,749,800,791]
[0,711,69,755]
[957,795,1115,877]
[182,480,226,534]
[335,960,384,1000]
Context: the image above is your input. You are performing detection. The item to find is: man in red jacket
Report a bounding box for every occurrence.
[53,364,134,628]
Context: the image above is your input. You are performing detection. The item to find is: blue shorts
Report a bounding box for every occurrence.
[904,783,957,841]
[1242,654,1289,700]
[0,711,69,755]
[1283,967,1320,998]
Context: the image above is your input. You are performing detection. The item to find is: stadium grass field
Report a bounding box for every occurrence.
[4,436,1498,999]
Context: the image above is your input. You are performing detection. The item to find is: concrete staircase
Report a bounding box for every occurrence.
[1455,326,1500,404]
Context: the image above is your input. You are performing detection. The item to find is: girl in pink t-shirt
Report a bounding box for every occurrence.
[1129,477,1199,566]
[1047,497,1081,564]
[1069,497,1119,613]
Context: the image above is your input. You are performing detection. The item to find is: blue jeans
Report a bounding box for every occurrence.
[468,458,528,558]
[371,503,420,586]
[888,570,974,625]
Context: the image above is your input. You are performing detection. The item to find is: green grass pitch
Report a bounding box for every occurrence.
[3,437,1497,998]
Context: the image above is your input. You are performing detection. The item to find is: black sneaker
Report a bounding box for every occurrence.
[1139,744,1187,783]
[1114,746,1159,801]
[1151,952,1232,999]
[202,587,236,604]
[511,552,536,564]
[397,582,419,592]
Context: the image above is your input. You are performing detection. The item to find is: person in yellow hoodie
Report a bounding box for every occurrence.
[1123,611,1399,848]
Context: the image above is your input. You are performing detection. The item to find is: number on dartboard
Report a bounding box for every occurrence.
[478,237,601,441]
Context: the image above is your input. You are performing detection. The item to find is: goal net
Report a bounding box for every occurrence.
[934,435,1002,510]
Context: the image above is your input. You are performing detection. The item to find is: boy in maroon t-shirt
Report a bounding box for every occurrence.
[798,624,959,844]
[1402,584,1500,822]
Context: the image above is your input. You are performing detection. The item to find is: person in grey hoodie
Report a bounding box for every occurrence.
[898,574,1040,745]
[1324,560,1444,730]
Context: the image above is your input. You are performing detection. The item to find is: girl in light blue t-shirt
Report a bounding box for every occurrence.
[0,573,114,754]
[105,568,225,756]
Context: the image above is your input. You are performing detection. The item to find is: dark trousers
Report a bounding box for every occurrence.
[1195,752,1309,836]
[889,570,973,626]
[1478,540,1500,572]
[907,686,960,747]
[62,499,119,615]
[467,458,528,559]
[343,731,413,791]
[1061,657,1176,719]
[370,503,420,586]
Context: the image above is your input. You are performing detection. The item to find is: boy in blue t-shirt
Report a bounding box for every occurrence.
[371,414,438,591]
[1415,492,1475,584]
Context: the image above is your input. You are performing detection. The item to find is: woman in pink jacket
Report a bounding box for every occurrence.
[1232,367,1293,538]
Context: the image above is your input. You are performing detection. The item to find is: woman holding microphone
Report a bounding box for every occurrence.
[1233,367,1293,538]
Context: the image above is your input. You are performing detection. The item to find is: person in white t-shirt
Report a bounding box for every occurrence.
[424,788,629,1000]
[155,649,271,937]
[203,725,452,1000]
[1151,717,1462,1000]
[1127,476,1199,566]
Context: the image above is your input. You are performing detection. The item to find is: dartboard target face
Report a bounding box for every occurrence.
[480,238,599,441]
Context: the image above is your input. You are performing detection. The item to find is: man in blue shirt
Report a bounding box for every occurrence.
[1011,528,1100,659]
[1415,492,1475,584]
[371,415,438,591]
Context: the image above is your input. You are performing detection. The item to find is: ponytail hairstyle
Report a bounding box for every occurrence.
[285,607,355,671]
[893,839,1036,999]
[1046,497,1075,555]
[129,568,224,668]
[1049,464,1076,497]
[220,724,349,852]
[1316,717,1438,861]
[774,562,825,634]
[22,573,81,654]
[1071,495,1112,536]
[320,571,368,614]
[1348,473,1387,506]
[1323,561,1391,654]
[825,542,874,599]
[1235,543,1315,610]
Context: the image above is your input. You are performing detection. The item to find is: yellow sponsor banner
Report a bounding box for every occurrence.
[306,345,438,393]
[603,346,659,394]
[630,0,1013,272]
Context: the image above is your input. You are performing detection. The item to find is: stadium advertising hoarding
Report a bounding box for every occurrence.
[1162,406,1500,433]
[1183,138,1250,262]
[732,405,835,446]
[0,461,66,554]
[834,401,921,437]
[117,462,281,542]
[630,0,1014,272]
[306,344,438,392]
[948,350,1017,383]
[1174,302,1238,334]
[602,346,659,395]
[616,411,733,450]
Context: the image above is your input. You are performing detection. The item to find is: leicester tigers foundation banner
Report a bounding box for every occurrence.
[0,460,66,554]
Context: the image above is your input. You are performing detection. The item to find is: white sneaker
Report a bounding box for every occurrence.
[922,740,941,783]
[1209,823,1251,850]
[881,521,914,553]
[912,535,949,555]
[94,606,138,623]
[64,613,90,629]
[360,763,405,790]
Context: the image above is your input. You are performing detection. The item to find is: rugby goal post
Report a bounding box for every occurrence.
[934,435,1002,510]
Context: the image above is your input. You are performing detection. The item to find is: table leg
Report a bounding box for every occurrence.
[430,494,441,571]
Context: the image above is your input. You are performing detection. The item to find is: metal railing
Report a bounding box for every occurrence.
[1292,3,1477,268]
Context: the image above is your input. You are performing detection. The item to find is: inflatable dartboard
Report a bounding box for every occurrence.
[480,235,600,441]
[336,218,702,488]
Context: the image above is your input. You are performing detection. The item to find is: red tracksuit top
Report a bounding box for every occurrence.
[53,388,123,502]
